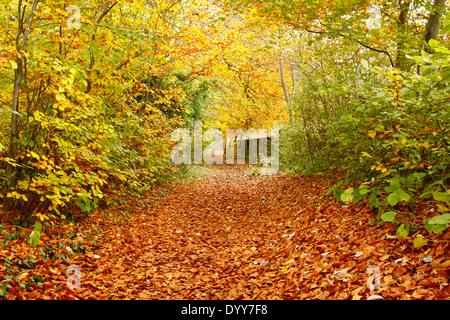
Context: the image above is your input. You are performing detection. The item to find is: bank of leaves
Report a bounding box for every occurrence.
[324,40,450,244]
[0,1,216,229]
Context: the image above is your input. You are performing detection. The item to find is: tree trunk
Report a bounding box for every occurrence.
[279,51,294,124]
[424,0,446,44]
[395,0,411,71]
[5,0,39,213]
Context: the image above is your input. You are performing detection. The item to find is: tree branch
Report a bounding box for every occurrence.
[85,1,118,93]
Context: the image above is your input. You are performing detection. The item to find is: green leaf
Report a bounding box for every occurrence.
[332,187,344,201]
[387,189,410,206]
[375,91,385,98]
[381,211,399,223]
[28,230,40,247]
[396,224,410,238]
[389,176,401,188]
[412,172,427,179]
[424,219,447,234]
[369,192,379,208]
[427,214,450,225]
[28,221,43,247]
[34,221,42,233]
[340,187,354,202]
[397,189,410,202]
[399,87,409,95]
[413,236,427,249]
[421,49,431,63]
[404,174,416,187]
[428,39,439,48]
[440,23,450,35]
[361,59,369,70]
[421,179,443,196]
[359,188,371,195]
[387,191,399,206]
[431,192,450,203]
[431,52,442,61]
[90,41,100,60]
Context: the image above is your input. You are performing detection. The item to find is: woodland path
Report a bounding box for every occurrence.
[7,165,449,300]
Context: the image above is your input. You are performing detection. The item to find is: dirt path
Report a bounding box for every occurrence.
[4,165,449,300]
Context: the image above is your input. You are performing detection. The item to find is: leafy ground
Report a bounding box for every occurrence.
[1,165,449,300]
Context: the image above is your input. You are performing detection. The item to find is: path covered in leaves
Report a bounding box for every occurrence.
[2,165,449,299]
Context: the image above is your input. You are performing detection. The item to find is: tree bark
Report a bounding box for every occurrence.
[424,0,446,44]
[5,0,39,213]
[395,0,411,71]
[279,51,294,124]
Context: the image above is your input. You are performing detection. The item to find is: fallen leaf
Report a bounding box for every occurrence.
[334,268,350,276]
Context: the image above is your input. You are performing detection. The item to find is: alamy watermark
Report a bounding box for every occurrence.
[66,5,81,30]
[366,265,381,291]
[171,121,279,175]
[66,264,81,290]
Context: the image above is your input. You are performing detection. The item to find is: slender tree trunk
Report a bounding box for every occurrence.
[424,0,446,44]
[395,0,411,71]
[279,51,294,124]
[290,61,296,119]
[5,0,39,213]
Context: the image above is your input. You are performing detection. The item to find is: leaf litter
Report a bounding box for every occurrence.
[0,165,449,300]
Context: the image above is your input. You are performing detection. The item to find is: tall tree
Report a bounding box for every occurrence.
[5,0,39,212]
[279,50,295,125]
